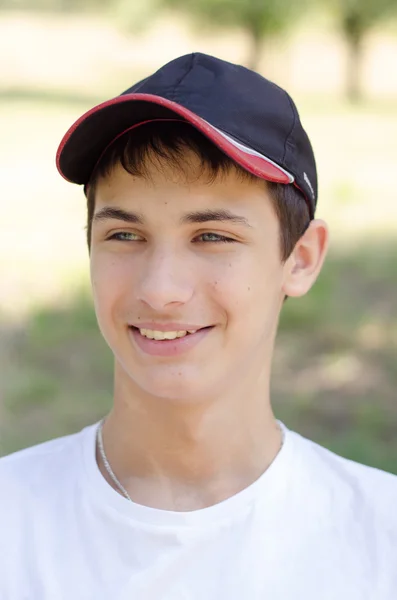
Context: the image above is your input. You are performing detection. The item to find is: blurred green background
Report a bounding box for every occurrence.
[0,0,396,472]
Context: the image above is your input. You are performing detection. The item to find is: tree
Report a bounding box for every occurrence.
[328,0,397,101]
[157,0,310,71]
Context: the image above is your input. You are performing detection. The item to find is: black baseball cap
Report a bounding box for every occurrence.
[56,52,317,217]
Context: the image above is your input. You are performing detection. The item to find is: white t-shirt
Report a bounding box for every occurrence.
[0,421,396,600]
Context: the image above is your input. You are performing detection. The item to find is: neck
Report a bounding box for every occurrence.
[97,370,282,511]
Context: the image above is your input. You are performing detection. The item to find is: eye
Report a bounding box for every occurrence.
[107,231,143,242]
[195,232,236,243]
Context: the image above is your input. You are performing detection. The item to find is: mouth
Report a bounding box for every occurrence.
[129,326,212,341]
[128,325,214,357]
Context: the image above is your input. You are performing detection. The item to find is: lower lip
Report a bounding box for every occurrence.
[129,327,212,357]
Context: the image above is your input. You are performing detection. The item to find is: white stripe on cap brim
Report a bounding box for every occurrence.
[210,124,295,184]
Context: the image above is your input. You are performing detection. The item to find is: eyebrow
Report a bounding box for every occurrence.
[93,207,145,225]
[181,209,252,228]
[92,207,252,228]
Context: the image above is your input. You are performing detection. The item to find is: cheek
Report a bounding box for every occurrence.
[210,252,277,297]
[211,254,284,323]
[90,254,133,325]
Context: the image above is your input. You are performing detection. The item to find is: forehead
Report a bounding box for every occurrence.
[93,155,273,220]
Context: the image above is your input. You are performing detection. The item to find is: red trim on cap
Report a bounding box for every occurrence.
[56,93,291,186]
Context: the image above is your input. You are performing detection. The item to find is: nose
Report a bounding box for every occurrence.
[136,245,194,311]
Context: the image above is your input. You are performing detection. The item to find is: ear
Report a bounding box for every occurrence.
[282,219,329,298]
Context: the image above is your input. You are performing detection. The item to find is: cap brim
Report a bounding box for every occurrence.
[56,93,294,186]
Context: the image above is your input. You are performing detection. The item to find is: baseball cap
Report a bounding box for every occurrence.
[56,52,317,217]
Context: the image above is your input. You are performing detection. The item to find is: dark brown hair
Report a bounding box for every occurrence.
[85,121,310,260]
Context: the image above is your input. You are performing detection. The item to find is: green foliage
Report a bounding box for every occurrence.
[325,0,397,100]
[328,0,397,37]
[113,0,162,34]
[163,0,300,36]
[156,0,310,68]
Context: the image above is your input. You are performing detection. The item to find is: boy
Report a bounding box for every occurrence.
[1,53,396,599]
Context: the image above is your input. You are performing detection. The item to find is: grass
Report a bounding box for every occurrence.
[274,241,397,473]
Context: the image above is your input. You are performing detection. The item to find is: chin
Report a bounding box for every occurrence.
[148,370,206,402]
[127,363,215,404]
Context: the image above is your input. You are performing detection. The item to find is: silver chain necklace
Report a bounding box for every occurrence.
[96,419,285,504]
[97,419,133,502]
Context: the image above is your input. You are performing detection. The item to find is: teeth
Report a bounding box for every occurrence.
[139,329,191,340]
[176,331,188,338]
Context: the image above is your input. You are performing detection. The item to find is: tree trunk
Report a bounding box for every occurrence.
[346,33,364,102]
[247,24,263,72]
[343,13,365,103]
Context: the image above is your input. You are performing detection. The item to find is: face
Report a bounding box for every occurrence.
[90,153,324,403]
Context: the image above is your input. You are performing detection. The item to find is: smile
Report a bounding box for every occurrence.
[129,326,213,357]
[138,328,197,340]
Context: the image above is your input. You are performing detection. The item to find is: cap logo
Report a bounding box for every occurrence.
[304,172,315,199]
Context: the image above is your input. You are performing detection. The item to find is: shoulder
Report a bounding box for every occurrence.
[0,424,97,505]
[288,428,397,524]
[0,426,94,585]
[0,428,82,473]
